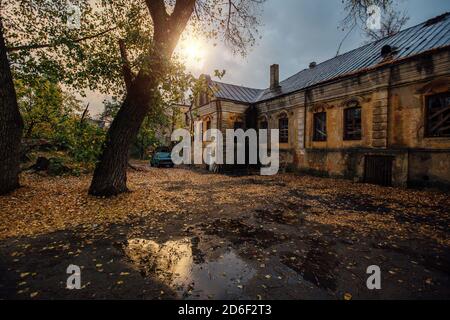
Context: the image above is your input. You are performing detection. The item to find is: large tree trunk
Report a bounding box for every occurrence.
[88,72,157,196]
[89,0,195,197]
[0,22,24,195]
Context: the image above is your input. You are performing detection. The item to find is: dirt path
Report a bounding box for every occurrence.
[0,167,449,300]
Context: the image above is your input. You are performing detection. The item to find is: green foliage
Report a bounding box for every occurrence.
[15,77,80,139]
[16,77,106,171]
[100,97,121,124]
[132,117,162,160]
[4,0,267,174]
[54,118,106,166]
[3,1,265,95]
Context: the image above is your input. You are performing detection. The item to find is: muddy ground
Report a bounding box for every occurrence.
[0,166,449,300]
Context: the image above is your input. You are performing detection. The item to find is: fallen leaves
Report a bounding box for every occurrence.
[344,293,352,300]
[0,166,449,282]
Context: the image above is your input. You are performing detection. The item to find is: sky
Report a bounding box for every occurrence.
[87,0,450,116]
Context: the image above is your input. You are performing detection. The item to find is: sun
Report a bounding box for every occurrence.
[178,38,206,71]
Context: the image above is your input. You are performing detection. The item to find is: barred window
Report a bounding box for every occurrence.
[344,107,362,140]
[313,112,327,141]
[279,117,289,143]
[426,92,450,137]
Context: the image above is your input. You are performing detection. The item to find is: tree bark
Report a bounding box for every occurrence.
[0,22,24,195]
[88,71,157,196]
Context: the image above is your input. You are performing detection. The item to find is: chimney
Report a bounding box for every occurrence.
[200,74,212,84]
[270,64,280,90]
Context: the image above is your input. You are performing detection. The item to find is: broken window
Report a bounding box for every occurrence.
[426,92,450,137]
[313,112,327,141]
[344,107,362,140]
[279,116,289,143]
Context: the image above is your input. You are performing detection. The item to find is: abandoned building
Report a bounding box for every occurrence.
[191,13,450,188]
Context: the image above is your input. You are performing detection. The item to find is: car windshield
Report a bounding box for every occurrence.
[156,147,171,153]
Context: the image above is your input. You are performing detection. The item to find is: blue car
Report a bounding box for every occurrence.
[150,147,174,168]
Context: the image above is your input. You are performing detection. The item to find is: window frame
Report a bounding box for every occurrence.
[425,92,450,138]
[313,112,327,142]
[204,118,212,141]
[278,116,289,144]
[343,106,362,141]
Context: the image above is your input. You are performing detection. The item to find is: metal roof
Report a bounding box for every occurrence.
[212,13,450,104]
[212,81,262,103]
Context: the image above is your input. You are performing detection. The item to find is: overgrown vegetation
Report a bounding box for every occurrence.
[16,73,192,176]
[16,77,106,174]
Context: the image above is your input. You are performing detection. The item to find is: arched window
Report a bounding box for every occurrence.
[278,113,289,143]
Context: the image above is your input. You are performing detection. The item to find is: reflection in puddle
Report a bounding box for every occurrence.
[125,238,256,299]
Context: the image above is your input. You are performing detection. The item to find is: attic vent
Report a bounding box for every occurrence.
[309,62,317,69]
[381,45,395,58]
[424,12,449,27]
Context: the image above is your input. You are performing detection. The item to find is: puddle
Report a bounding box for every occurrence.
[124,238,256,299]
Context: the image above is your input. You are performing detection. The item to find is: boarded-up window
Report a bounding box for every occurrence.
[426,92,450,137]
[313,112,327,141]
[279,117,289,143]
[344,107,362,140]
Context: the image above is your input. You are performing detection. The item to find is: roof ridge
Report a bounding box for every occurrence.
[212,80,263,92]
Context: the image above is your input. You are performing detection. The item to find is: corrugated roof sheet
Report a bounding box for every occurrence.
[212,13,450,104]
